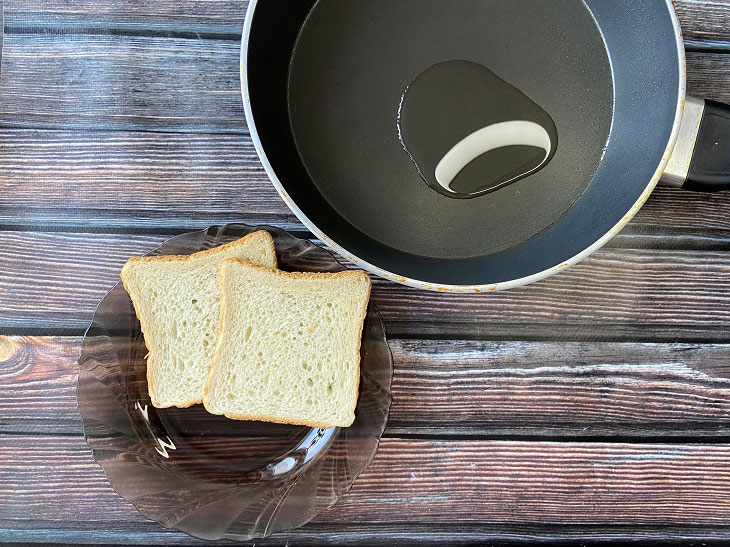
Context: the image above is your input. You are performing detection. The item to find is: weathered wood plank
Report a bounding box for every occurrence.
[675,0,730,45]
[8,522,730,547]
[0,35,726,132]
[2,1,730,545]
[0,34,243,133]
[4,0,246,35]
[0,130,294,231]
[0,232,167,331]
[0,336,82,434]
[7,436,730,531]
[687,52,730,104]
[1,130,730,241]
[5,336,730,437]
[2,232,730,340]
[331,440,730,525]
[390,339,730,436]
[2,0,729,46]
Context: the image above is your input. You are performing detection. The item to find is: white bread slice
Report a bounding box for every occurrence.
[120,231,277,408]
[203,259,371,428]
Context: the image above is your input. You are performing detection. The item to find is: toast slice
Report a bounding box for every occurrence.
[120,231,277,408]
[203,259,371,428]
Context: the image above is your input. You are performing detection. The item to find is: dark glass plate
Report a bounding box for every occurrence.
[77,224,393,541]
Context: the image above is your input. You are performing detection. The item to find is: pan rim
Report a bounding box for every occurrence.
[241,0,686,293]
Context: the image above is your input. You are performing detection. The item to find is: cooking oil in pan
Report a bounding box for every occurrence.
[398,60,558,199]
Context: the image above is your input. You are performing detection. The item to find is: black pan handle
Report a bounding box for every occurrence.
[663,97,730,192]
[684,100,730,192]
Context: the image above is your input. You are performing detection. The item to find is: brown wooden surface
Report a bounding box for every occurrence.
[3,0,730,545]
[8,436,730,526]
[2,129,730,237]
[0,35,726,133]
[5,335,730,438]
[4,231,730,342]
[2,0,726,39]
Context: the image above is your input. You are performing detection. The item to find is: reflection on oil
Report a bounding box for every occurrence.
[398,60,558,198]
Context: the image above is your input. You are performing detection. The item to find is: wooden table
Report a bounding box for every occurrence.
[3,1,730,544]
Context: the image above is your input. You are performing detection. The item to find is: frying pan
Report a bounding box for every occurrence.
[242,0,730,292]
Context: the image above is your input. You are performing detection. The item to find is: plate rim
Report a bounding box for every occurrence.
[76,223,393,541]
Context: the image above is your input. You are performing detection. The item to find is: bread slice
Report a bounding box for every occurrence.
[203,259,371,428]
[120,231,277,408]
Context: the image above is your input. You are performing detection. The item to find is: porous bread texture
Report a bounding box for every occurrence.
[203,259,371,428]
[120,231,277,408]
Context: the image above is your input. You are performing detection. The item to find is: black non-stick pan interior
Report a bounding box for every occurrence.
[246,0,681,285]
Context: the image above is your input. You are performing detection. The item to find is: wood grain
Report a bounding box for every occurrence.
[675,0,730,45]
[1,129,730,240]
[3,2,730,544]
[0,34,243,132]
[0,36,726,132]
[3,231,730,339]
[2,0,729,44]
[0,232,167,330]
[4,0,246,35]
[333,440,730,525]
[7,435,730,533]
[6,336,730,437]
[0,130,295,231]
[8,522,730,547]
[390,339,730,436]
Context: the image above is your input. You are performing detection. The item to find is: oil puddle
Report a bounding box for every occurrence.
[398,60,558,199]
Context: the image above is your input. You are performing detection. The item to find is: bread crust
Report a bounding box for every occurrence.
[121,230,276,269]
[120,230,276,409]
[202,259,371,428]
[222,412,344,429]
